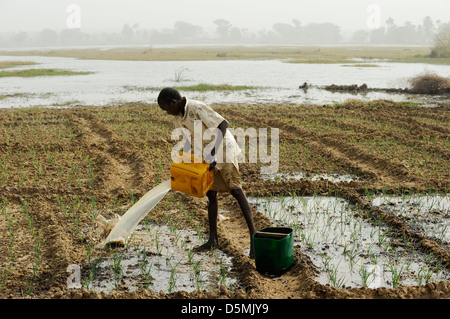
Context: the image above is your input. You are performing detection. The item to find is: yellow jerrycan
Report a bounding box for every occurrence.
[170,152,214,197]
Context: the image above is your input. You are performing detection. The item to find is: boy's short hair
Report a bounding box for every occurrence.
[157,87,181,106]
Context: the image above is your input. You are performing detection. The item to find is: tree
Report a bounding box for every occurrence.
[11,32,28,46]
[121,24,133,41]
[422,16,435,44]
[384,17,397,43]
[39,29,58,46]
[174,21,203,39]
[302,23,341,44]
[229,27,243,42]
[385,21,419,44]
[386,17,395,30]
[292,19,302,31]
[272,23,296,43]
[59,28,86,45]
[432,23,450,57]
[369,27,385,44]
[351,30,369,44]
[214,19,232,40]
[398,21,418,44]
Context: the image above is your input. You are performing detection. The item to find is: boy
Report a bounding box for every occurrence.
[157,87,256,258]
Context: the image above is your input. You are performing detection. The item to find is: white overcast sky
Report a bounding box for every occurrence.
[0,0,449,33]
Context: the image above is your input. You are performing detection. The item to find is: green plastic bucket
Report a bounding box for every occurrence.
[253,227,294,276]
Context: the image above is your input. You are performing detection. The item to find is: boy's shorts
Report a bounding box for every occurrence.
[210,163,242,192]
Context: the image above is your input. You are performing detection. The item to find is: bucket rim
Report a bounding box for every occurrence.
[257,226,293,234]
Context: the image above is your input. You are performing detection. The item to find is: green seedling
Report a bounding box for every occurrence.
[388,262,404,288]
[218,256,229,286]
[192,260,206,291]
[84,258,102,289]
[168,267,179,293]
[1,266,8,293]
[135,245,153,289]
[110,250,124,290]
[359,263,376,288]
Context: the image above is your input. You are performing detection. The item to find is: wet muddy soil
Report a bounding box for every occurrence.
[0,100,449,299]
[321,83,450,96]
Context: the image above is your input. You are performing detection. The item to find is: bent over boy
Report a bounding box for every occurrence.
[157,87,256,258]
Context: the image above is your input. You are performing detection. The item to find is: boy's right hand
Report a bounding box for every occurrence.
[204,153,217,171]
[208,162,216,171]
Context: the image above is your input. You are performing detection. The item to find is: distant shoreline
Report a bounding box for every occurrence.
[0,45,448,65]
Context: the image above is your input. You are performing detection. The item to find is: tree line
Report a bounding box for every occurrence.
[0,16,448,50]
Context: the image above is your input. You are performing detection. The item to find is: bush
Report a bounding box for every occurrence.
[409,73,450,94]
[433,24,450,57]
[429,50,438,58]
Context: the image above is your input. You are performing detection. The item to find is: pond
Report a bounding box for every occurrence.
[1,55,449,108]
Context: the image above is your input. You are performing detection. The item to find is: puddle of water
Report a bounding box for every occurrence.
[261,171,360,183]
[248,195,450,289]
[82,223,237,293]
[370,194,450,246]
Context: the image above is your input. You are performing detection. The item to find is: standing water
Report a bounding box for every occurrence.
[248,195,450,288]
[1,55,450,107]
[92,178,238,293]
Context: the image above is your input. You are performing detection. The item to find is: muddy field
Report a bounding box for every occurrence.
[0,100,449,300]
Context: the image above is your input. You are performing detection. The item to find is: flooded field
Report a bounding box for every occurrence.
[371,194,450,250]
[261,171,361,183]
[0,99,449,299]
[81,224,237,293]
[1,54,450,108]
[249,194,449,289]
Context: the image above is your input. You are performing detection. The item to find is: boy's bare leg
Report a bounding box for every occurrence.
[193,190,219,251]
[231,188,256,258]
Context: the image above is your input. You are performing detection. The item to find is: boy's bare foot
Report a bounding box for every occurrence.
[192,240,218,252]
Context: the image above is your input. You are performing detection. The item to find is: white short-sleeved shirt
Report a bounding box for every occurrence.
[174,99,241,171]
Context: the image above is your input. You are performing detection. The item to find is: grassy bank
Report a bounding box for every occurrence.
[0,61,37,69]
[0,68,92,77]
[342,64,380,67]
[175,83,257,91]
[1,45,449,65]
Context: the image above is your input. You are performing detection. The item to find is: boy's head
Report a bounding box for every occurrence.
[157,87,183,116]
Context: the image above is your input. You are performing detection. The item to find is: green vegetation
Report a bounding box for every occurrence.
[231,100,450,186]
[175,83,257,91]
[342,64,380,67]
[2,45,450,64]
[0,68,92,78]
[285,46,450,65]
[0,61,92,79]
[431,24,450,58]
[287,58,353,64]
[124,83,258,92]
[256,193,448,288]
[0,61,37,69]
[0,93,28,100]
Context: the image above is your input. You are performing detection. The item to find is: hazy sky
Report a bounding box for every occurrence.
[0,0,449,33]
